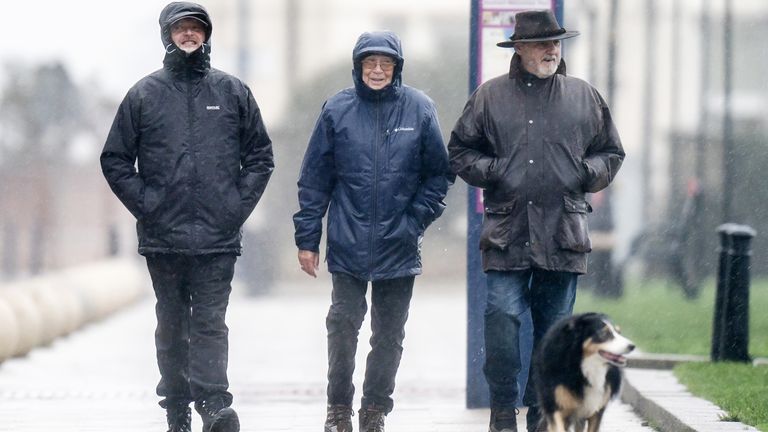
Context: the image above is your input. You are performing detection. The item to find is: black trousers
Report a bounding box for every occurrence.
[326,272,415,414]
[145,253,236,410]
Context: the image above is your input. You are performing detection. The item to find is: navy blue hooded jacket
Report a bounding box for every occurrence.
[101,2,274,256]
[293,31,452,281]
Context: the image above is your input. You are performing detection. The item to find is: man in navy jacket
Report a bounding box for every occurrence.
[294,31,452,432]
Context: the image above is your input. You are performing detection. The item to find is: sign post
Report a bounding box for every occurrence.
[465,0,564,409]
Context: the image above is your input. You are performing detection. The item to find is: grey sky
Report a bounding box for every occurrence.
[2,1,169,98]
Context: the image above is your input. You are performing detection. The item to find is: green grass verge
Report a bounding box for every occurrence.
[675,362,768,431]
[573,277,768,357]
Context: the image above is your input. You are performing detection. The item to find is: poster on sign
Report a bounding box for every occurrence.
[478,0,555,84]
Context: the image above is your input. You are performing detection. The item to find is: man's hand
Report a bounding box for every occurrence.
[298,250,320,278]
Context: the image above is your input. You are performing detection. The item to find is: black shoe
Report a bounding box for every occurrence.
[526,405,545,432]
[324,405,354,432]
[166,406,192,432]
[489,406,519,432]
[359,405,386,432]
[197,400,240,432]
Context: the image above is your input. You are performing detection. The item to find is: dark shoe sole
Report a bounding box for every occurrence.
[208,407,240,432]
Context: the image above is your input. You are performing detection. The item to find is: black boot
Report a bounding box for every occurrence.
[359,405,386,432]
[196,400,240,432]
[324,405,354,432]
[526,405,546,432]
[166,406,192,432]
[489,406,518,432]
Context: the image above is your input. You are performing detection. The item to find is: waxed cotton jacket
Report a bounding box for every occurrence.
[101,2,274,256]
[448,54,624,274]
[293,31,453,281]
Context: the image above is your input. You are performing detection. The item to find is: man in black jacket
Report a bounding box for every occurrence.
[100,3,273,432]
[449,10,624,432]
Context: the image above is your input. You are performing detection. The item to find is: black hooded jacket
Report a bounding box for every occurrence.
[101,2,274,255]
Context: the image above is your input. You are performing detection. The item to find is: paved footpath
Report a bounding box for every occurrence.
[0,278,654,432]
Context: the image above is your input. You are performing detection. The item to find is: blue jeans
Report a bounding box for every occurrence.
[483,269,577,410]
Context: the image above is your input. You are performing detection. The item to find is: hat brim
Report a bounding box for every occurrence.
[497,30,579,47]
[169,14,209,27]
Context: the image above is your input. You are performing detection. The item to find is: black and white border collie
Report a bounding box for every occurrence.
[533,313,635,432]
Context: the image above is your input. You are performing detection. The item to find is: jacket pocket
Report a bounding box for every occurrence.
[221,187,244,231]
[141,185,166,223]
[479,204,515,251]
[555,195,592,253]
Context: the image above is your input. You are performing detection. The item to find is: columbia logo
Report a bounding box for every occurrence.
[206,105,220,110]
[393,127,414,133]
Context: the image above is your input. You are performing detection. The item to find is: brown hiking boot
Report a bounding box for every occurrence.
[359,406,386,432]
[324,405,354,432]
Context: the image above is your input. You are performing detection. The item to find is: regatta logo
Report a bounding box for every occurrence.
[206,105,221,110]
[392,127,415,133]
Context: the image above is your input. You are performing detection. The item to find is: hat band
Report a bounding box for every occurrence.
[511,28,566,41]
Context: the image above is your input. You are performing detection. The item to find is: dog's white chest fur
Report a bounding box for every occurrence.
[578,354,612,418]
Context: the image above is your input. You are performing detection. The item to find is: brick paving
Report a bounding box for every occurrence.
[0,279,657,431]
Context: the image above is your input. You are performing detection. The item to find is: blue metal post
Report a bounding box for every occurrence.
[466,0,489,408]
[466,0,565,409]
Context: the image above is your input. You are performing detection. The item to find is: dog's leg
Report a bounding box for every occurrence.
[585,408,605,432]
[573,418,586,432]
[549,412,567,432]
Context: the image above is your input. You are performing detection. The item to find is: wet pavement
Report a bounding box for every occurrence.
[0,277,688,431]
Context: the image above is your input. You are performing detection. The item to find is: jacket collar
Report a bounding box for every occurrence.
[352,73,401,102]
[163,44,211,82]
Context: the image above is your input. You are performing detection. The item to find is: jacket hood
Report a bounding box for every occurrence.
[352,31,404,100]
[159,2,212,49]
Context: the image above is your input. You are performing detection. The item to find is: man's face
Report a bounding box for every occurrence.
[360,54,396,90]
[515,40,561,79]
[171,18,206,53]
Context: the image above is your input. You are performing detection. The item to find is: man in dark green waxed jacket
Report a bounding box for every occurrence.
[448,10,624,432]
[100,3,273,432]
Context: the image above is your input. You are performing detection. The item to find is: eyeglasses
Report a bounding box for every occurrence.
[361,57,397,71]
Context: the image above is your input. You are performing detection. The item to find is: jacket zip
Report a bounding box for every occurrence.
[186,71,199,246]
[369,98,381,279]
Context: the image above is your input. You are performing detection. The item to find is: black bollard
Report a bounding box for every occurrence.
[721,225,756,362]
[710,226,731,361]
[711,224,756,363]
